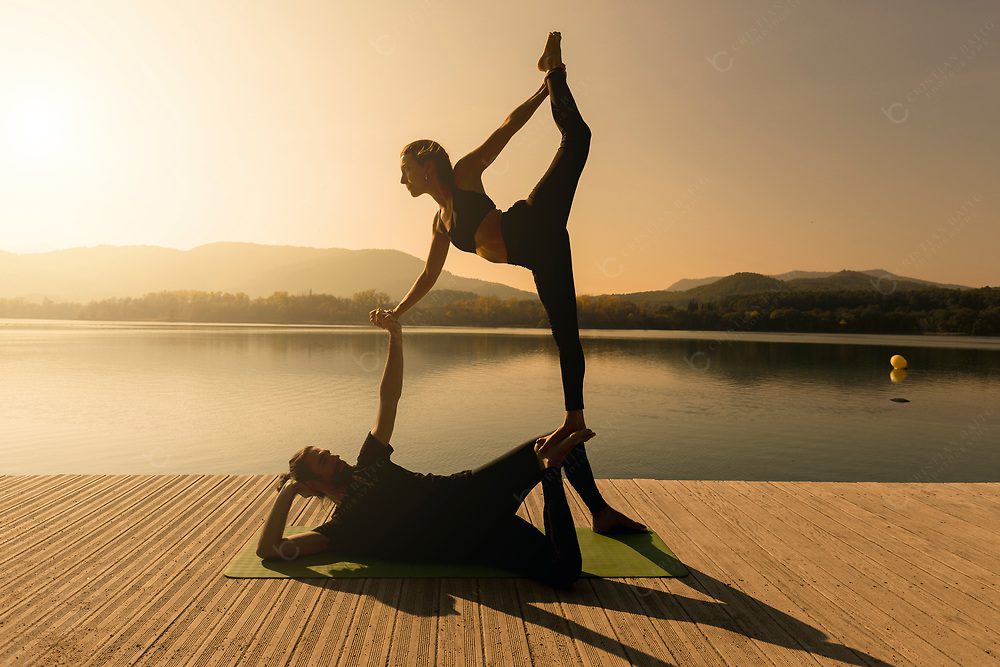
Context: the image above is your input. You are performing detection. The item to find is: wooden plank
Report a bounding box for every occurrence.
[0,475,192,619]
[598,479,732,667]
[0,473,86,508]
[387,580,440,667]
[284,580,367,667]
[436,578,485,667]
[522,482,632,667]
[477,572,532,667]
[787,482,1000,600]
[202,579,297,667]
[684,479,940,665]
[139,489,343,666]
[900,482,1000,516]
[0,474,106,521]
[156,486,365,664]
[879,482,1000,531]
[133,478,318,667]
[507,487,581,667]
[669,480,891,666]
[58,476,252,665]
[0,474,210,660]
[617,481,773,665]
[133,485,323,665]
[704,480,983,665]
[563,480,709,666]
[0,474,161,553]
[333,578,403,667]
[635,481,817,664]
[776,482,1000,619]
[22,475,258,665]
[918,482,1000,505]
[609,478,755,667]
[2,476,998,667]
[671,479,940,666]
[239,573,328,666]
[817,483,1000,569]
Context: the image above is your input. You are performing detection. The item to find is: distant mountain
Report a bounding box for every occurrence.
[659,268,970,294]
[0,242,534,302]
[664,275,727,291]
[770,268,969,290]
[613,269,973,305]
[621,272,783,305]
[2,244,976,308]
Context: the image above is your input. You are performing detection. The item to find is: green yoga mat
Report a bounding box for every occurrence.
[224,526,688,579]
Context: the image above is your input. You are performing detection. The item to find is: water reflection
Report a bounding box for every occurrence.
[1,321,998,482]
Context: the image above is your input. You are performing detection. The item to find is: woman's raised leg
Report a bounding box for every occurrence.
[526,65,592,233]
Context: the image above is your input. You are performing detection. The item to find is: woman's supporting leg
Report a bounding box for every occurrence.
[561,442,609,515]
[471,467,582,589]
[526,66,592,232]
[529,231,615,515]
[531,231,585,412]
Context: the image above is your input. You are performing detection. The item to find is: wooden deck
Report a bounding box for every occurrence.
[1,476,998,667]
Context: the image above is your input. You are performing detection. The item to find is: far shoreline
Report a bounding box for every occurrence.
[4,317,1000,350]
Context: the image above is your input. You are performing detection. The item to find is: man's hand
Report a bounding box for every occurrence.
[285,479,319,498]
[370,308,401,336]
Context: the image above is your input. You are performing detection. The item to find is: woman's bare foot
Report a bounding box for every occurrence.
[535,409,585,454]
[534,428,595,470]
[593,506,650,535]
[537,31,563,72]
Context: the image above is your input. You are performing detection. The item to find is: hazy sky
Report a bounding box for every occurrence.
[2,1,998,294]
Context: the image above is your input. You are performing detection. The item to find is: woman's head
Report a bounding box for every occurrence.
[400,139,454,196]
[276,446,354,503]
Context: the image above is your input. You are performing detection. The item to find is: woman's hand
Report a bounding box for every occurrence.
[369,307,401,334]
[369,307,398,326]
[374,309,401,336]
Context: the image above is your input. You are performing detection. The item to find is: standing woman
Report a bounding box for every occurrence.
[380,32,645,534]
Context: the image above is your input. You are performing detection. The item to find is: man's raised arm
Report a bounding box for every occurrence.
[369,309,402,444]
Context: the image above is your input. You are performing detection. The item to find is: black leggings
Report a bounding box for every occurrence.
[500,66,592,412]
[462,433,607,589]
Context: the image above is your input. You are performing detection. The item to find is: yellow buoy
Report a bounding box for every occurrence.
[890,354,908,369]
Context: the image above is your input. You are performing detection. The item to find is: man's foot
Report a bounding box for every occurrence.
[534,428,595,470]
[537,31,564,72]
[593,506,650,535]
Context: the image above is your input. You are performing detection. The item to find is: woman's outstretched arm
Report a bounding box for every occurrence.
[459,81,549,176]
[391,229,450,318]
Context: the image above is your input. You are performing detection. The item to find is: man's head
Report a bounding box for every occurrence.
[279,446,355,502]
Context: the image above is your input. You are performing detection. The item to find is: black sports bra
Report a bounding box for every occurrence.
[438,187,499,253]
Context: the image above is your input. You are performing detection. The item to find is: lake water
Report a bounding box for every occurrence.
[2,319,999,481]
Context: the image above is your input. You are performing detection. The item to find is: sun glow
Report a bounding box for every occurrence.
[1,68,115,251]
[2,82,87,170]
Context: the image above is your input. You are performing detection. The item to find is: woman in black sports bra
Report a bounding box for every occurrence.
[384,32,641,528]
[383,32,645,535]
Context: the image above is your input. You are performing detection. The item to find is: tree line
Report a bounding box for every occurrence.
[2,286,999,335]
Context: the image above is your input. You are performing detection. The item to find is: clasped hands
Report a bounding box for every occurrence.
[368,307,400,334]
